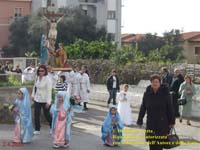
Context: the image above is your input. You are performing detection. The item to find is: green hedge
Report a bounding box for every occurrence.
[68,59,176,84]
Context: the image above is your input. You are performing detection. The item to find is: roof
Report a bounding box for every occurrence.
[6,0,32,2]
[180,32,200,42]
[122,34,145,43]
[122,32,200,44]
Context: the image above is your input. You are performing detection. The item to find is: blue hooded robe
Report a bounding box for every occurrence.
[40,34,48,65]
[101,106,124,145]
[14,87,33,143]
[50,91,82,142]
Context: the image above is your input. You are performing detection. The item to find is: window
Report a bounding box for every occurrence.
[108,33,115,41]
[14,8,22,17]
[195,47,200,55]
[83,10,88,15]
[107,11,116,19]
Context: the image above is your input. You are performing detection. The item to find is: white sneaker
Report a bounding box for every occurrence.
[33,131,40,135]
[50,129,52,135]
[53,144,59,148]
[63,143,69,148]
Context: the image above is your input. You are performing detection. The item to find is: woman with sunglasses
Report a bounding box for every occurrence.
[31,65,52,135]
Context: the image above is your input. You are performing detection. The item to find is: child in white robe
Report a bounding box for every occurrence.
[117,84,133,126]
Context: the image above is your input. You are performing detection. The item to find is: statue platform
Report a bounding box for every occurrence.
[52,67,72,72]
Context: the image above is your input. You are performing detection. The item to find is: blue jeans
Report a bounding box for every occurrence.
[107,89,117,105]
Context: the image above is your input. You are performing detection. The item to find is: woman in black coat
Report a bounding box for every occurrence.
[137,74,175,150]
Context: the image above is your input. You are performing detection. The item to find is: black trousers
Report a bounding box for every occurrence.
[107,89,117,105]
[34,101,52,131]
[172,93,180,117]
[83,102,88,108]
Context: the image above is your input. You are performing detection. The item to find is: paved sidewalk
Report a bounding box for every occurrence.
[0,100,200,150]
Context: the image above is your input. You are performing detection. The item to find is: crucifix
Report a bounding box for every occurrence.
[41,1,65,67]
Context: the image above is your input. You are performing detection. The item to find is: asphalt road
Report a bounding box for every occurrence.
[0,100,200,150]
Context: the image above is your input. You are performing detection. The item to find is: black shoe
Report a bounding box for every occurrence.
[187,121,191,126]
[83,107,88,111]
[179,118,182,123]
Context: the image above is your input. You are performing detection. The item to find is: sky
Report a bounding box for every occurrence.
[122,0,200,36]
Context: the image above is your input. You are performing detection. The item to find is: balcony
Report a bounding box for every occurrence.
[79,0,98,6]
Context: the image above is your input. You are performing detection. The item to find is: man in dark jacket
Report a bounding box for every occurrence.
[106,70,120,105]
[170,68,184,117]
[161,67,173,87]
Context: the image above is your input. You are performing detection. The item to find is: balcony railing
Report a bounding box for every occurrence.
[79,0,98,6]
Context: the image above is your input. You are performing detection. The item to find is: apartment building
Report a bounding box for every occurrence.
[0,0,32,48]
[32,0,122,47]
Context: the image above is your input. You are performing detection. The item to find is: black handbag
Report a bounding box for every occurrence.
[34,86,37,93]
[164,128,180,149]
[178,98,187,105]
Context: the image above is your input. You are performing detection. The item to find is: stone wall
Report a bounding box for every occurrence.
[68,59,176,84]
[1,84,200,122]
[0,86,33,104]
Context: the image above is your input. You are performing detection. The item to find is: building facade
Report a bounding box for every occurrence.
[0,0,32,49]
[32,0,122,47]
[180,32,200,63]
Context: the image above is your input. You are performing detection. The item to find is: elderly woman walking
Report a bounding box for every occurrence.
[178,75,196,125]
[137,74,175,150]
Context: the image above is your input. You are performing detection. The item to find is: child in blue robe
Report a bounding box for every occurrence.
[101,105,124,146]
[13,88,33,143]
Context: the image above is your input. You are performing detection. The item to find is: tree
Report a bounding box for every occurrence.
[66,39,115,59]
[57,9,107,45]
[3,8,107,57]
[137,29,184,62]
[137,33,165,55]
[163,29,181,45]
[161,29,184,61]
[147,49,163,62]
[4,15,45,57]
[8,16,30,56]
[111,46,146,65]
[27,14,46,54]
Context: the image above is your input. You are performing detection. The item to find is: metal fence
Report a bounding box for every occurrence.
[0,57,39,70]
[0,57,38,84]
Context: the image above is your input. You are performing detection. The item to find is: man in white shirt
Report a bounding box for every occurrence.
[22,62,36,83]
[47,65,58,88]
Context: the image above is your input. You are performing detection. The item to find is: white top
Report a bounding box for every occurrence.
[48,72,58,88]
[31,76,52,104]
[80,73,90,90]
[117,91,132,125]
[118,91,130,102]
[113,76,117,88]
[80,73,90,102]
[22,66,36,83]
